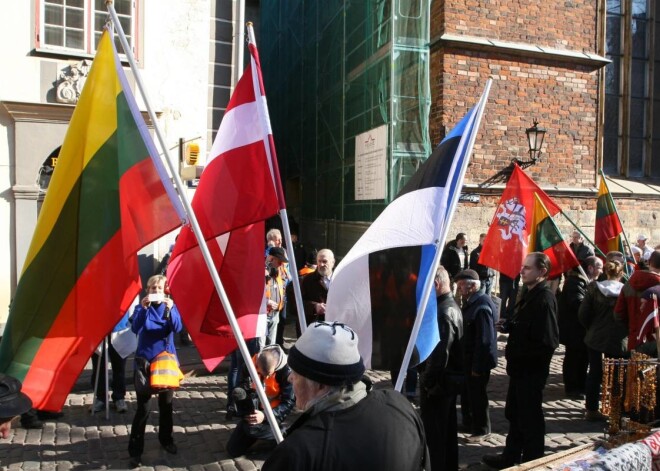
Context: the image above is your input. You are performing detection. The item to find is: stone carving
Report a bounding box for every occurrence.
[56,60,91,104]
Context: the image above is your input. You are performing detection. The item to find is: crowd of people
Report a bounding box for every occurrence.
[3,226,660,471]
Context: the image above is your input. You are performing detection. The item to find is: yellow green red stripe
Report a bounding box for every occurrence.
[0,31,180,410]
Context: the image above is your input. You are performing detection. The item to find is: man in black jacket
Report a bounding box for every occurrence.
[470,233,496,295]
[263,322,429,471]
[441,232,469,281]
[483,252,559,469]
[455,269,498,443]
[419,265,463,470]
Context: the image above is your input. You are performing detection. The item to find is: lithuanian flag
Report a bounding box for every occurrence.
[594,176,624,256]
[0,31,182,411]
[529,193,579,279]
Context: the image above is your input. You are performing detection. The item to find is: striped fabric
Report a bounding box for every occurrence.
[150,352,184,389]
[167,32,281,371]
[529,193,579,279]
[595,177,625,256]
[0,30,181,411]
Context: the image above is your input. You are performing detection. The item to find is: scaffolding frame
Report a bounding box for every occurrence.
[261,0,431,223]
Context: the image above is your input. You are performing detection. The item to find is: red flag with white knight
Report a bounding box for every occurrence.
[479,163,561,279]
[167,34,284,371]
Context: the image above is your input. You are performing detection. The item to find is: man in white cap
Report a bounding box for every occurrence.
[636,234,653,261]
[0,373,33,439]
[262,321,429,470]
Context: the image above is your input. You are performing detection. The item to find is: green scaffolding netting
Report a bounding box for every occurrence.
[261,0,430,222]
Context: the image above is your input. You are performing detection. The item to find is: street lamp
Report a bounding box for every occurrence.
[526,120,546,162]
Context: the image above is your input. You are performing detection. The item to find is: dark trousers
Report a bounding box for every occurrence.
[128,390,174,457]
[563,346,588,395]
[462,372,491,435]
[226,420,276,457]
[499,275,520,319]
[420,390,458,471]
[91,341,126,402]
[503,374,548,464]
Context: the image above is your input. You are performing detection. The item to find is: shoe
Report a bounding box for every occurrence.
[128,456,141,468]
[161,442,177,454]
[37,410,64,420]
[114,399,128,413]
[585,410,607,421]
[91,399,105,413]
[20,417,43,429]
[226,404,237,420]
[566,391,586,400]
[465,433,491,443]
[482,453,517,470]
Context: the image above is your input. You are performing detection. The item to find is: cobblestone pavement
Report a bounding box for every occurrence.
[0,334,605,470]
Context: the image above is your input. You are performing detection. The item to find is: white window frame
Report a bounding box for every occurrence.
[36,0,138,59]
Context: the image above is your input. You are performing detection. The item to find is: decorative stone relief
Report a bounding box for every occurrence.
[56,60,91,104]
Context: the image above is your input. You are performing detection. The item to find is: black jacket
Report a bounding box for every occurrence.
[262,382,429,471]
[469,244,495,280]
[505,281,559,378]
[462,292,498,374]
[557,269,588,350]
[441,241,469,279]
[419,292,463,394]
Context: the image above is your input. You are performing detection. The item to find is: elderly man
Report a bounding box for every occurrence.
[419,265,463,470]
[569,231,595,263]
[636,234,653,261]
[262,322,429,471]
[301,249,335,325]
[455,269,498,443]
[0,374,32,439]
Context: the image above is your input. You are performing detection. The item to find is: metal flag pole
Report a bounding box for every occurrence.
[105,2,283,442]
[246,23,307,336]
[395,79,492,392]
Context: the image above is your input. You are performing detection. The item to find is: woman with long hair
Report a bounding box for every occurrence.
[578,259,627,420]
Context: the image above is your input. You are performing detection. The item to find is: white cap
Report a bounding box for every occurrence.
[638,234,648,241]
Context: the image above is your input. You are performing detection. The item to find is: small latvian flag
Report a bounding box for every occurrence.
[529,192,580,279]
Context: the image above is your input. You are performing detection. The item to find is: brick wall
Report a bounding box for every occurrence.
[432,0,598,52]
[430,1,600,188]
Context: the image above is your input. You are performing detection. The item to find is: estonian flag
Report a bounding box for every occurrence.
[326,82,490,369]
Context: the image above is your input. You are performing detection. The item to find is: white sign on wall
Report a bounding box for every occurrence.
[355,124,388,201]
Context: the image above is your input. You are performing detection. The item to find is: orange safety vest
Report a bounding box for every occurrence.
[265,274,285,311]
[251,354,282,408]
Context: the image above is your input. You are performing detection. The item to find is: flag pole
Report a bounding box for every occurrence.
[394,79,492,392]
[557,210,606,259]
[246,23,307,335]
[653,294,660,359]
[599,170,635,266]
[106,3,283,443]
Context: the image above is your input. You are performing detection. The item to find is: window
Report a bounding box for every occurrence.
[603,0,658,178]
[38,0,135,56]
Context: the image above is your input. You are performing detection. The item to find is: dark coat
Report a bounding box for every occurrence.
[557,269,588,350]
[569,242,595,263]
[301,270,328,325]
[441,241,469,279]
[505,281,559,378]
[469,244,495,280]
[578,280,628,357]
[262,383,429,471]
[462,292,498,374]
[419,293,463,394]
